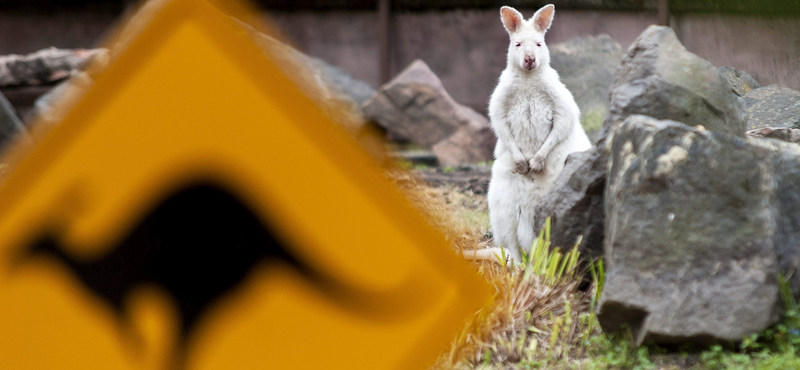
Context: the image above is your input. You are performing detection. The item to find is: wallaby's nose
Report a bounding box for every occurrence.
[524,56,536,70]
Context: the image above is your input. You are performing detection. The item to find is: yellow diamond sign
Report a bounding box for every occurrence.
[0,0,490,369]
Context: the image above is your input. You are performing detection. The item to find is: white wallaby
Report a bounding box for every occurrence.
[468,4,591,262]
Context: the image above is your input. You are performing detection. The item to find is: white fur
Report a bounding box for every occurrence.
[485,5,591,261]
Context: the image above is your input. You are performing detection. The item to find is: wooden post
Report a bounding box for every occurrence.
[658,0,669,26]
[378,0,391,84]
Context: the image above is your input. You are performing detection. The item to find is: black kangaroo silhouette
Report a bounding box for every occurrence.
[26,184,330,365]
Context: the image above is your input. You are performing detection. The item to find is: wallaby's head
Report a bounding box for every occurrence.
[500,5,555,72]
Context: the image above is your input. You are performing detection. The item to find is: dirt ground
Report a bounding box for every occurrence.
[413,166,492,243]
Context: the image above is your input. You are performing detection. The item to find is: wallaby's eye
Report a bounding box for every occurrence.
[515,42,521,47]
[537,42,542,47]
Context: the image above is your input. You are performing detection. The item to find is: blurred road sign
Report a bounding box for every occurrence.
[0,0,490,369]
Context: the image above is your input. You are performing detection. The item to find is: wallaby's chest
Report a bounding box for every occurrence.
[498,83,554,147]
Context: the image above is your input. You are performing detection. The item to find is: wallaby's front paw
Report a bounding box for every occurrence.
[514,159,530,174]
[530,154,546,172]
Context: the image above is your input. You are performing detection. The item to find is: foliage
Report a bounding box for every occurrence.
[581,333,661,370]
[580,106,605,139]
[739,274,800,356]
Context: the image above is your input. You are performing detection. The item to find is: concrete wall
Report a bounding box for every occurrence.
[672,14,800,94]
[0,7,797,116]
[0,12,118,54]
[267,9,800,113]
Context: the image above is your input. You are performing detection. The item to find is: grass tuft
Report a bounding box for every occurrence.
[431,220,602,369]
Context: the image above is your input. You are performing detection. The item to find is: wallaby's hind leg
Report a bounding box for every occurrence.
[517,207,537,259]
[487,174,522,262]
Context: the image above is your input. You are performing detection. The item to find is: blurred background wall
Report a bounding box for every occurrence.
[0,0,798,114]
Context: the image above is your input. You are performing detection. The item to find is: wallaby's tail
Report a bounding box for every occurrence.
[462,247,508,262]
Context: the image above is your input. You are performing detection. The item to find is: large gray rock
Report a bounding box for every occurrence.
[601,25,747,142]
[26,72,94,129]
[599,115,784,345]
[0,90,29,151]
[766,143,800,300]
[0,48,108,124]
[0,47,106,87]
[222,16,375,108]
[24,49,108,128]
[305,57,375,106]
[534,26,748,257]
[550,35,624,141]
[242,24,371,133]
[363,60,495,165]
[247,26,375,106]
[532,147,605,257]
[743,84,800,130]
[719,66,760,97]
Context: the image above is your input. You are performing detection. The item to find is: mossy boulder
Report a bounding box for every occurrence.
[597,114,800,345]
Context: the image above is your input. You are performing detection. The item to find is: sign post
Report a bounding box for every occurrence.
[0,0,489,369]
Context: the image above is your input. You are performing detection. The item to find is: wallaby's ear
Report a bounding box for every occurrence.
[533,4,555,33]
[500,6,524,34]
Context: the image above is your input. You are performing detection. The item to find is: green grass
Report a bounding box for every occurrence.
[580,106,605,140]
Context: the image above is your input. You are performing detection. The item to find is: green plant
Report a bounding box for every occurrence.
[519,218,581,286]
[736,274,800,358]
[435,218,599,369]
[581,333,659,370]
[582,256,605,351]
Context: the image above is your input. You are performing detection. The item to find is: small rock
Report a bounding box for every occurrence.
[747,126,800,144]
[719,66,760,97]
[743,84,800,130]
